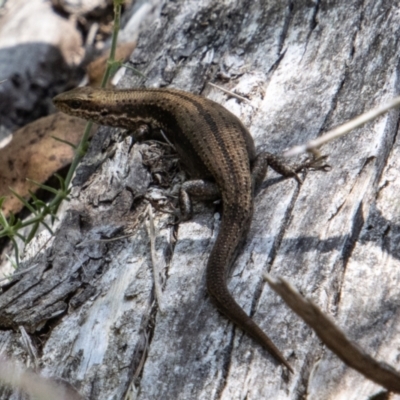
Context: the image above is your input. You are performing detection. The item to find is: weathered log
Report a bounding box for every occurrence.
[1,1,400,399]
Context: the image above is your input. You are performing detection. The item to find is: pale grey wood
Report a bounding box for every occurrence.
[1,1,400,399]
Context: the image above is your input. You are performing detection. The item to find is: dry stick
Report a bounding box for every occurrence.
[264,274,400,393]
[160,129,176,149]
[124,331,149,400]
[207,82,253,104]
[284,96,400,157]
[133,332,149,382]
[76,233,134,247]
[146,205,165,313]
[125,301,155,400]
[0,263,40,283]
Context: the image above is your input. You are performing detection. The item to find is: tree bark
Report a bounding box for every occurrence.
[1,1,400,399]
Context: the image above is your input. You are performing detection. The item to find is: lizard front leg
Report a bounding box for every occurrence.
[251,152,328,191]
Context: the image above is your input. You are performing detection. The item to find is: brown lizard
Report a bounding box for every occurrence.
[53,86,321,373]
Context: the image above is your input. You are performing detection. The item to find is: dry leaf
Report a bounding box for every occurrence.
[0,113,89,217]
[86,41,136,86]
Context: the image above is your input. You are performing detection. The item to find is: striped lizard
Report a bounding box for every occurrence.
[54,86,323,372]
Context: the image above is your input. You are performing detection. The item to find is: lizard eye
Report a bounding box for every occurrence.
[69,100,82,109]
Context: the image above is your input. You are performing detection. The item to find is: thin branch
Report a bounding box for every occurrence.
[264,274,400,393]
[0,263,40,284]
[207,82,253,104]
[284,96,400,157]
[145,205,165,313]
[160,129,176,150]
[76,233,134,247]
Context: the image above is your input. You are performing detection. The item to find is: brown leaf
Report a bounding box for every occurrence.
[0,113,89,217]
[86,41,137,86]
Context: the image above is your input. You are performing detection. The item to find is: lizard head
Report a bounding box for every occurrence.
[53,87,114,122]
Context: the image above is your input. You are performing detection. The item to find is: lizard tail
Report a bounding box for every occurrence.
[206,208,293,373]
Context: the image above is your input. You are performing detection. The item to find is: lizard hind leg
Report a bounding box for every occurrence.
[179,179,221,221]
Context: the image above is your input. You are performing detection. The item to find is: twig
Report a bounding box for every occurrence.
[160,129,175,150]
[207,82,252,104]
[264,274,400,393]
[133,330,149,381]
[124,327,150,400]
[76,233,134,247]
[145,205,165,313]
[0,263,39,284]
[284,96,400,157]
